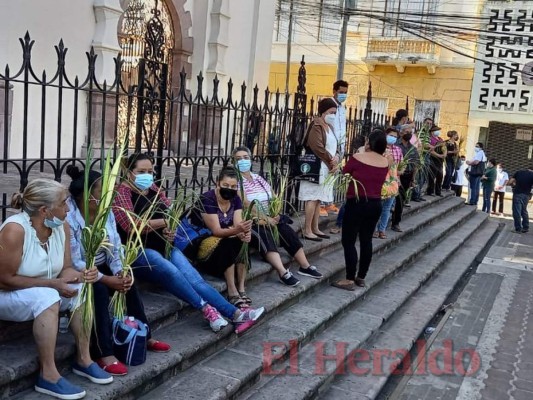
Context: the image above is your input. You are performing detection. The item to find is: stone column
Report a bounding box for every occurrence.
[0,81,13,158]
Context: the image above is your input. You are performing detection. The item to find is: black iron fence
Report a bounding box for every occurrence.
[0,34,393,220]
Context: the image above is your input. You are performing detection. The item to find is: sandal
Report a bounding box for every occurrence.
[238,291,252,305]
[228,295,246,308]
[372,232,379,238]
[378,232,387,239]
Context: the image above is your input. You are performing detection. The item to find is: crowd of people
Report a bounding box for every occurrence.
[0,80,532,400]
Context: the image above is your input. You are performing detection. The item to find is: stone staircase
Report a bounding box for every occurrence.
[1,194,498,399]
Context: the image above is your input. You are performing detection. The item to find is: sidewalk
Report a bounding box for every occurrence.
[392,220,533,400]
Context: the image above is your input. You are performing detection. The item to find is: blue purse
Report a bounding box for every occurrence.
[173,209,212,258]
[112,317,148,366]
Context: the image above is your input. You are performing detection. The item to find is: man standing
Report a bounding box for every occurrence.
[492,163,509,216]
[412,117,434,202]
[321,80,348,217]
[508,166,533,233]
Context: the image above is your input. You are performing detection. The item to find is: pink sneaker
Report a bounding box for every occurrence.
[234,307,265,334]
[202,305,228,332]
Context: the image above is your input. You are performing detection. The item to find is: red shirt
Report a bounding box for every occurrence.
[343,157,389,200]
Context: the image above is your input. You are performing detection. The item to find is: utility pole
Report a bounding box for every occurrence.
[337,0,356,80]
[285,0,294,94]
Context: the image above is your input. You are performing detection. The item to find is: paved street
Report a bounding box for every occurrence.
[393,220,533,400]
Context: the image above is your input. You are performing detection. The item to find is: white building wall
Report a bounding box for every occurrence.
[0,0,276,158]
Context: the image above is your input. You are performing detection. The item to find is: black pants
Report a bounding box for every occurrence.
[426,159,443,196]
[442,158,456,190]
[492,191,505,213]
[196,236,242,278]
[251,222,302,258]
[91,264,150,359]
[341,198,382,280]
[392,172,413,226]
[451,184,463,197]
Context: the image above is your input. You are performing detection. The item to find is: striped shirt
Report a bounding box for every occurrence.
[240,173,271,213]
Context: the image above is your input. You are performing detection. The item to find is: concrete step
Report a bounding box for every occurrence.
[0,193,447,345]
[3,195,460,399]
[130,200,478,400]
[318,220,501,400]
[230,212,495,400]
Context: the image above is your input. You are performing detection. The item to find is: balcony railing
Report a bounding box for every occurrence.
[364,38,440,73]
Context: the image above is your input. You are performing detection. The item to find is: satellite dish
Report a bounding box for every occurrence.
[523,62,533,86]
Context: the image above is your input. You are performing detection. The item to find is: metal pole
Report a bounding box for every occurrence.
[337,0,349,80]
[285,0,294,94]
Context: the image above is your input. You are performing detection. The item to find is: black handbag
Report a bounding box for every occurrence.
[469,161,485,177]
[296,122,322,184]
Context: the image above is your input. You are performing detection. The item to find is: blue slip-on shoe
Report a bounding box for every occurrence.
[72,362,113,385]
[35,376,86,400]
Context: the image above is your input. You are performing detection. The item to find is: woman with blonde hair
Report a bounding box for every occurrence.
[0,179,112,399]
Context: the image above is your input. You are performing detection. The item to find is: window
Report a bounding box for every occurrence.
[359,97,389,116]
[382,0,438,38]
[414,100,440,124]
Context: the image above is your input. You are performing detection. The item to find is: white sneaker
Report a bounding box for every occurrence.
[203,305,228,332]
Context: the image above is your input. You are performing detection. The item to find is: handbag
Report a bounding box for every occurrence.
[174,208,212,258]
[469,161,485,177]
[295,122,322,183]
[112,317,148,366]
[381,164,400,199]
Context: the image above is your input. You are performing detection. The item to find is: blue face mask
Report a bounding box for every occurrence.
[337,93,347,103]
[44,214,64,229]
[433,130,441,137]
[386,135,397,145]
[236,159,252,173]
[134,173,154,191]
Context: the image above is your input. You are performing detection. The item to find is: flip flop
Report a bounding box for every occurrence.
[314,233,330,239]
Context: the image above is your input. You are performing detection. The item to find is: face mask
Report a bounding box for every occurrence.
[337,93,347,103]
[403,133,413,141]
[324,114,336,126]
[44,213,64,229]
[433,131,441,137]
[386,135,397,145]
[460,159,465,166]
[236,159,251,173]
[474,147,480,153]
[219,187,237,201]
[497,167,502,172]
[134,173,154,191]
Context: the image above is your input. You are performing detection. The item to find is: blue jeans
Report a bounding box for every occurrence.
[133,248,237,319]
[443,159,456,190]
[512,193,530,231]
[376,197,395,232]
[482,187,493,213]
[469,175,481,205]
[335,202,346,228]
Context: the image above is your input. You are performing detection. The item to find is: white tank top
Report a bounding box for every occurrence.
[0,212,65,279]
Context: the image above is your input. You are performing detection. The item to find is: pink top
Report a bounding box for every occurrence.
[343,157,389,200]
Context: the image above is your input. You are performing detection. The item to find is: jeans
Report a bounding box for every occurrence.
[92,268,150,359]
[413,168,426,200]
[492,191,505,214]
[482,187,493,213]
[133,248,237,319]
[376,196,395,233]
[443,159,456,190]
[468,175,482,205]
[342,198,382,280]
[512,193,530,231]
[335,202,346,228]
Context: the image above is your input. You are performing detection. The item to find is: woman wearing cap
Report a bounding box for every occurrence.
[298,98,340,242]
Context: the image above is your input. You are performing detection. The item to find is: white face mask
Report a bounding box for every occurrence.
[324,114,336,126]
[474,147,481,153]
